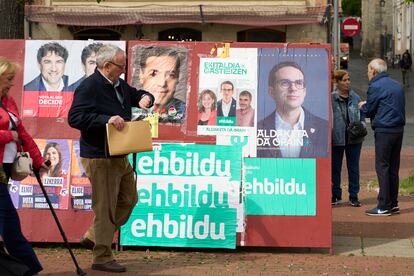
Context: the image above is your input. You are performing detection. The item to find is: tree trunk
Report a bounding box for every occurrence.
[0,0,24,38]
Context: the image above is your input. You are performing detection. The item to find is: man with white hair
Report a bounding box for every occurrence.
[68,44,154,272]
[359,58,405,216]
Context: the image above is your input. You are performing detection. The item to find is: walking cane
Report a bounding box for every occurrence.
[33,165,86,276]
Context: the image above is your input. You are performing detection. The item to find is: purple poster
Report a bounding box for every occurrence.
[16,139,71,209]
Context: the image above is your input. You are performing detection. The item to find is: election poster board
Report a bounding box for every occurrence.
[22,40,125,118]
[11,139,71,210]
[6,40,331,250]
[70,140,92,210]
[121,143,242,249]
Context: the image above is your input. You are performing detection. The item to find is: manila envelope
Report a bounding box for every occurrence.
[106,121,153,156]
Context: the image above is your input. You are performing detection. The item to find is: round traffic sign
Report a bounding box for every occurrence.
[342,17,361,37]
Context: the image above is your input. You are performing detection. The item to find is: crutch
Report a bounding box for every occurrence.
[33,168,86,276]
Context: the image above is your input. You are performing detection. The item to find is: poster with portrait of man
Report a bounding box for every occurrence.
[256,47,329,158]
[22,40,125,118]
[129,44,188,124]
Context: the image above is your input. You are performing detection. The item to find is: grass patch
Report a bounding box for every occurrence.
[399,171,414,195]
[365,171,414,196]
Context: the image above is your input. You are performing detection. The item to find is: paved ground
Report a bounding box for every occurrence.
[32,52,414,275]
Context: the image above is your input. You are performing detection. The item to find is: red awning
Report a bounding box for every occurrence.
[25,4,326,27]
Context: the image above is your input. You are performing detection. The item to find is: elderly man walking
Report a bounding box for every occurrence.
[68,44,154,272]
[359,58,405,216]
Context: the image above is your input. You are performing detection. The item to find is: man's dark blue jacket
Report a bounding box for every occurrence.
[68,69,154,158]
[361,72,405,133]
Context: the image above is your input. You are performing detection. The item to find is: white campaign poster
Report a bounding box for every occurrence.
[197,49,257,137]
[214,48,258,157]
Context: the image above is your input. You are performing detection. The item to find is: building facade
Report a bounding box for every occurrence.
[362,0,413,59]
[392,0,413,55]
[361,0,393,58]
[25,0,331,43]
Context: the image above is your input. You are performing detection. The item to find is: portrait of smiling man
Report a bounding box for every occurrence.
[24,42,70,92]
[257,61,328,158]
[236,90,255,127]
[132,46,187,124]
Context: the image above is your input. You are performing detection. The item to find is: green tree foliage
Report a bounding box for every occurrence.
[341,0,361,17]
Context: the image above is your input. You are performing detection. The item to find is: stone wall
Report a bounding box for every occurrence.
[361,0,393,58]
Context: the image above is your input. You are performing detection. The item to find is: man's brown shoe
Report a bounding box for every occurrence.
[92,260,126,273]
[79,236,94,250]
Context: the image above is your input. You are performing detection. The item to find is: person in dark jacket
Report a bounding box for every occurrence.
[360,58,405,216]
[68,44,154,273]
[399,49,412,87]
[331,70,365,207]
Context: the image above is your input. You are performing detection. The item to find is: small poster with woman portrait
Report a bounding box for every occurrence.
[197,51,257,136]
[15,139,71,210]
[70,140,92,210]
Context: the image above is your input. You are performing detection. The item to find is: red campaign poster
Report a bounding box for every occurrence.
[22,40,125,118]
[70,140,92,210]
[14,139,72,210]
[22,91,73,117]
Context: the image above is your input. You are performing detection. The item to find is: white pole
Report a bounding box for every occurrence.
[333,0,339,69]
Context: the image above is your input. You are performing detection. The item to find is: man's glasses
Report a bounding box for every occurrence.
[277,79,305,89]
[108,61,126,70]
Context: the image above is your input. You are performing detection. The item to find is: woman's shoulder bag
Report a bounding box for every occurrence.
[0,100,33,181]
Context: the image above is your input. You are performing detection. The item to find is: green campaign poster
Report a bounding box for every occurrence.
[121,206,237,248]
[244,158,316,216]
[122,143,242,249]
